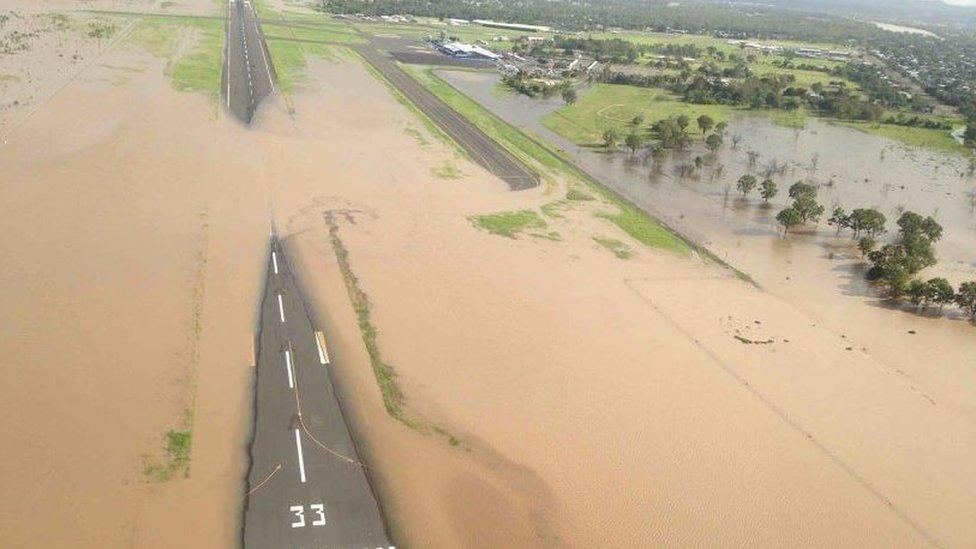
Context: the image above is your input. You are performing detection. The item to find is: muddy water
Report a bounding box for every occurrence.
[257,57,965,548]
[0,44,268,547]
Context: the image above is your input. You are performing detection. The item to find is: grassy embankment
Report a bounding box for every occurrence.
[399,64,693,255]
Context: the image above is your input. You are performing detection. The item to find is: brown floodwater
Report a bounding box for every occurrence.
[439,69,976,398]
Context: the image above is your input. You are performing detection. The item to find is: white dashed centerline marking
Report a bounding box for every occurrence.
[277,293,285,323]
[272,251,278,274]
[294,428,307,484]
[284,349,294,389]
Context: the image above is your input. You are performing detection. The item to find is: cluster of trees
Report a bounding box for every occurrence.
[502,71,563,98]
[736,174,779,203]
[602,113,726,157]
[859,212,976,318]
[552,36,642,63]
[775,182,825,234]
[863,212,942,294]
[772,196,976,319]
[879,113,953,131]
[598,68,900,124]
[652,43,702,59]
[830,63,932,113]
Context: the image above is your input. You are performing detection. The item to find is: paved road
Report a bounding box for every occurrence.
[242,235,392,549]
[222,0,276,123]
[353,41,540,191]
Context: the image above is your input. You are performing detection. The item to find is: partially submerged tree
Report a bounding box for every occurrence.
[857,236,877,257]
[956,281,976,319]
[847,208,887,239]
[925,278,955,313]
[625,131,644,155]
[828,207,848,235]
[866,211,943,298]
[907,279,928,309]
[760,179,778,203]
[603,127,620,149]
[705,133,723,152]
[776,207,802,235]
[676,114,690,131]
[561,87,578,105]
[697,114,714,135]
[737,174,757,196]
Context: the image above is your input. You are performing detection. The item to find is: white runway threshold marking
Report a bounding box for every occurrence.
[314,331,330,365]
[284,349,294,389]
[277,293,285,323]
[272,251,278,274]
[294,428,307,484]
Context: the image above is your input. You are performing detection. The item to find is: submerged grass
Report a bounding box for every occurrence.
[430,160,463,179]
[592,235,633,259]
[470,209,547,238]
[127,16,223,98]
[143,429,192,481]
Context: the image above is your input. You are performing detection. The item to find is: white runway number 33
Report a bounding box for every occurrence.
[290,503,326,528]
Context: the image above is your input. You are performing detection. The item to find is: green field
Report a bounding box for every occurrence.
[127,16,224,98]
[543,83,741,145]
[261,22,358,92]
[589,30,847,57]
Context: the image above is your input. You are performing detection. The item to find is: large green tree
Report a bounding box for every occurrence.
[956,281,976,319]
[776,207,802,235]
[737,174,757,196]
[760,179,778,203]
[925,278,955,312]
[697,114,714,135]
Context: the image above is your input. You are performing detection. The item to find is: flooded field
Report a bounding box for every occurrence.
[441,70,976,307]
[441,70,976,288]
[439,67,976,455]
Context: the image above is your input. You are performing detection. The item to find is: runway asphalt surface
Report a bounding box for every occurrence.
[353,40,540,191]
[222,0,275,123]
[242,236,392,549]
